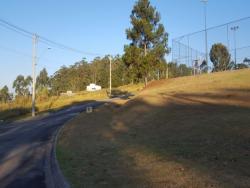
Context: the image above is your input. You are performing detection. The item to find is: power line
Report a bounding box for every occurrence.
[0,18,33,36]
[0,45,31,58]
[0,18,103,57]
[39,36,102,56]
[0,44,64,68]
[0,22,33,39]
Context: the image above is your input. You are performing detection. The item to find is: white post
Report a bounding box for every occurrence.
[32,34,38,117]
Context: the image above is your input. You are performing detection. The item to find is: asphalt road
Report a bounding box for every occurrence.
[0,101,103,188]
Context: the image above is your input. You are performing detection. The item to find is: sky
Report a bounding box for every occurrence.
[0,0,250,90]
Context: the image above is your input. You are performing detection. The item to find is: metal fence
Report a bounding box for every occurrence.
[172,16,250,73]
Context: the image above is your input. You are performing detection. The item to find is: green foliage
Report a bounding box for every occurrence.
[243,57,250,64]
[111,56,130,87]
[12,75,32,96]
[90,56,109,88]
[0,85,11,102]
[123,45,144,83]
[50,59,92,95]
[168,63,192,78]
[236,63,249,69]
[36,68,50,90]
[209,43,231,72]
[37,87,50,101]
[200,60,208,73]
[124,0,169,85]
[49,56,130,95]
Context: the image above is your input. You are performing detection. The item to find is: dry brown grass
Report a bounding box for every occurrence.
[0,83,144,121]
[0,90,108,121]
[57,69,250,188]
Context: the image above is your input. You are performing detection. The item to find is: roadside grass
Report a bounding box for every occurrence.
[0,84,143,121]
[57,69,250,188]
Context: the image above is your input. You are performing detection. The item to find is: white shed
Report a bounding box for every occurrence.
[86,83,102,91]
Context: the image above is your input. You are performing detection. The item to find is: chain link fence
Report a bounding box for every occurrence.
[172,16,250,74]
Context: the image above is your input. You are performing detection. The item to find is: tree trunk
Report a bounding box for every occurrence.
[144,42,148,86]
[144,43,147,56]
[144,76,148,87]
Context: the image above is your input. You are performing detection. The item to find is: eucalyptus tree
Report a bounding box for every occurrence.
[0,85,10,102]
[13,75,32,96]
[210,43,231,72]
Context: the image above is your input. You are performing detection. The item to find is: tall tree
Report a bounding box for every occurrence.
[0,85,10,102]
[124,0,169,85]
[209,43,231,72]
[13,75,32,96]
[36,68,50,90]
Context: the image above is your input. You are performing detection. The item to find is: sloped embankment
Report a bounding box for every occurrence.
[57,69,250,188]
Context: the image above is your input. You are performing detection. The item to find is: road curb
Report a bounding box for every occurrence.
[49,101,107,188]
[50,117,73,188]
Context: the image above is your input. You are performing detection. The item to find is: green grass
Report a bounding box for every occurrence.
[58,69,250,188]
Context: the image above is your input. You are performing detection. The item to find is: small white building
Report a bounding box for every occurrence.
[60,90,75,96]
[86,83,101,92]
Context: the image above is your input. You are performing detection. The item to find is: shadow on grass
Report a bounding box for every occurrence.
[0,107,35,122]
[58,88,250,188]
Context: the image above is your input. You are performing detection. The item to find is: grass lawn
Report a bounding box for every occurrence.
[57,69,250,188]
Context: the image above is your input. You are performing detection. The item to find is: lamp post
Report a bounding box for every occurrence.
[201,0,208,65]
[231,26,239,68]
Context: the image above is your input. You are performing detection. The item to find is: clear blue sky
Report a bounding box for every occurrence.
[0,0,250,90]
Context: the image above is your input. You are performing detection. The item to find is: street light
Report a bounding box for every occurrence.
[231,26,239,68]
[37,47,52,63]
[201,0,208,66]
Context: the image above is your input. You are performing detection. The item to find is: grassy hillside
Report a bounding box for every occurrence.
[57,69,250,188]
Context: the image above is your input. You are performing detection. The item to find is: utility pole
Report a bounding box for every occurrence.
[108,56,112,96]
[231,26,239,68]
[32,34,38,117]
[201,0,208,66]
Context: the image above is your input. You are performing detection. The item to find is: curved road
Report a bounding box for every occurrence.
[0,101,103,188]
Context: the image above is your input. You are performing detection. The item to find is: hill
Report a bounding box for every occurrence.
[57,69,250,188]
